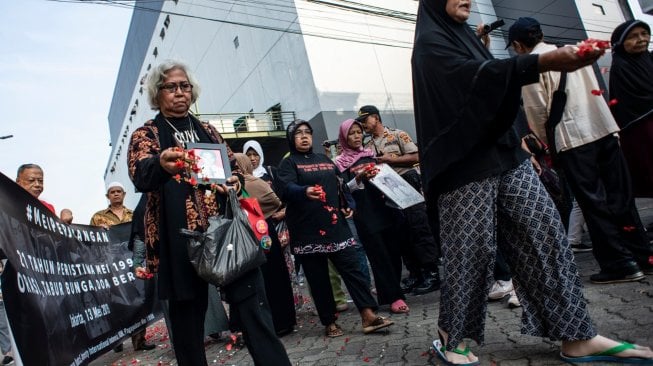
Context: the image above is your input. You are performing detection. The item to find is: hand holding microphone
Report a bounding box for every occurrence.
[478,19,505,37]
[476,19,504,49]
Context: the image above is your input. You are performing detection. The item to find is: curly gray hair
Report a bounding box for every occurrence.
[146,60,201,110]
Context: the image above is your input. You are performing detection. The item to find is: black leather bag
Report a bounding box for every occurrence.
[181,189,266,286]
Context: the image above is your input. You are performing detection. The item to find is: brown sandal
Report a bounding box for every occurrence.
[362,316,394,334]
[326,323,344,338]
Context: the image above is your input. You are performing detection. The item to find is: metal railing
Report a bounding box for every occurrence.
[196,111,296,136]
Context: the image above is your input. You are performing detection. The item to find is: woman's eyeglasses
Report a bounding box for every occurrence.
[159,82,193,93]
[294,128,313,137]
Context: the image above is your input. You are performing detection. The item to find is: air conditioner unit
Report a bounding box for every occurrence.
[208,119,235,133]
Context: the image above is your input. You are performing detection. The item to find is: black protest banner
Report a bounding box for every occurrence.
[0,172,160,365]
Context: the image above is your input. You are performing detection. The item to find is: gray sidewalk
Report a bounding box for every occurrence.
[92,200,653,365]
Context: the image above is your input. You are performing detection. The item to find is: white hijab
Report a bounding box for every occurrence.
[243,140,267,178]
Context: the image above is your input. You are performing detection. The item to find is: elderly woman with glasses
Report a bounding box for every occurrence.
[275,120,393,338]
[609,20,653,199]
[127,60,290,366]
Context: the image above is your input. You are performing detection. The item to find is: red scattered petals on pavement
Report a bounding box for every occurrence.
[363,357,370,362]
[345,337,350,343]
[609,98,619,106]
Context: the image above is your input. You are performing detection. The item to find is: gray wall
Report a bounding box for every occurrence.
[107,1,163,146]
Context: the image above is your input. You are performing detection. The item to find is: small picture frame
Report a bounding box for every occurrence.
[186,143,232,184]
[369,164,424,209]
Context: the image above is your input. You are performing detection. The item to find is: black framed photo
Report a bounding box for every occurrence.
[186,143,232,184]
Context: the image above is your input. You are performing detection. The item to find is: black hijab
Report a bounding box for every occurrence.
[285,119,314,155]
[412,0,535,194]
[609,20,653,129]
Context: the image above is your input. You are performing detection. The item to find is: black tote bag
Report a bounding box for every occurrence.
[181,189,266,286]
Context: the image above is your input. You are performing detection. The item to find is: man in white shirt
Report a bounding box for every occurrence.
[508,17,653,284]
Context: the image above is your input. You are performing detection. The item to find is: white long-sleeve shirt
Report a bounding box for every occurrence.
[522,42,619,152]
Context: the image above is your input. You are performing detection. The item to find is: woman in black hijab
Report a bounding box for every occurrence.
[412,1,653,365]
[609,20,653,198]
[275,120,393,338]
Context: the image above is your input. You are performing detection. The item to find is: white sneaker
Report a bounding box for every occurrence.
[507,290,521,308]
[488,280,513,300]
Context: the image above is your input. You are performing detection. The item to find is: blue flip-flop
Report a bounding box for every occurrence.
[432,339,480,366]
[560,342,653,364]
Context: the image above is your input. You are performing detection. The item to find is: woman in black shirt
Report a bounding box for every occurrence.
[276,120,393,337]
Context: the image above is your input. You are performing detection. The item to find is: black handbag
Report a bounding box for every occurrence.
[181,189,266,286]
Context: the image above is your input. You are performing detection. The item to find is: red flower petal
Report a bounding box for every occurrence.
[363,357,370,362]
[648,256,653,265]
[608,98,619,106]
[319,230,326,236]
[591,89,604,96]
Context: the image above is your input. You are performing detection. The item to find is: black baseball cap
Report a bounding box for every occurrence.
[355,105,380,122]
[506,17,541,49]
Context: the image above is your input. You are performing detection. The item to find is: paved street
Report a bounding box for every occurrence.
[93,200,653,366]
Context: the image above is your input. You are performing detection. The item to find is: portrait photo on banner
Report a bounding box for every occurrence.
[187,143,231,184]
[369,163,424,209]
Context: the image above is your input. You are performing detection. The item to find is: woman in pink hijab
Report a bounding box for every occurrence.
[336,119,409,314]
